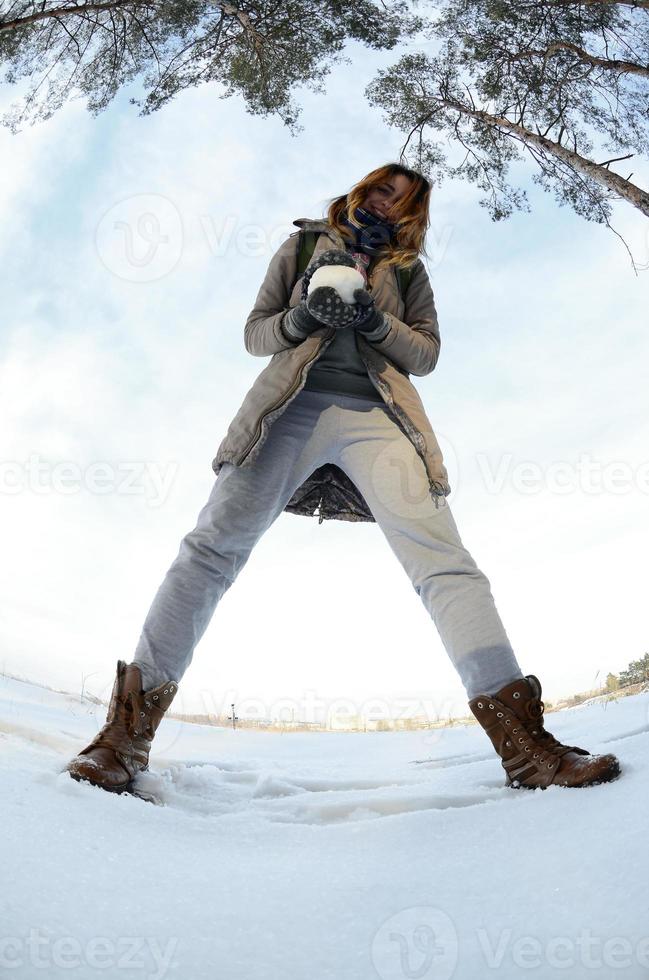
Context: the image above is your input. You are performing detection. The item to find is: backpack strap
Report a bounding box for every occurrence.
[396,265,413,301]
[296,230,319,277]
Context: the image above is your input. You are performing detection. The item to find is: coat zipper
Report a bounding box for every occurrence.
[237,230,343,468]
[360,341,431,482]
[237,328,335,465]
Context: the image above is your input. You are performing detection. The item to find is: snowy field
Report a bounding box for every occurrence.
[1,674,648,980]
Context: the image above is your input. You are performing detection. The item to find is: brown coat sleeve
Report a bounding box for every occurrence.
[366,259,441,377]
[244,234,302,356]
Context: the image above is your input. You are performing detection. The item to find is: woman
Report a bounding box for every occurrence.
[65,163,620,795]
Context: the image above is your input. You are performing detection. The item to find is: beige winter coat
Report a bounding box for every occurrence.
[212,218,451,523]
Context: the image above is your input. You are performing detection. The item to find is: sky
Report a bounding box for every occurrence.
[1,27,648,724]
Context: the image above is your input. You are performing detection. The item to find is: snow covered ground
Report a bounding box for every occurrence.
[1,674,647,980]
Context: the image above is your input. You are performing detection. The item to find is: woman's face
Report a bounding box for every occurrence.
[362,173,413,221]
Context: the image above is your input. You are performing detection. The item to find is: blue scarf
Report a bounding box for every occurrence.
[340,205,398,256]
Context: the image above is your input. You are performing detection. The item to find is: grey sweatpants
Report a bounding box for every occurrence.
[132,388,524,700]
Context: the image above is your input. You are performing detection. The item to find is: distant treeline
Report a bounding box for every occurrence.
[605,652,649,692]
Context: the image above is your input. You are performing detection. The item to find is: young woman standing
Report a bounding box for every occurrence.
[65,163,621,795]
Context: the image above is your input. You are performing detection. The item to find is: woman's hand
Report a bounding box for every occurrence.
[280,299,324,342]
[281,250,391,342]
[281,286,366,341]
[352,288,391,341]
[305,285,361,329]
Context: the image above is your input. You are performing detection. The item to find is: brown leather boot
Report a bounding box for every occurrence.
[65,660,178,794]
[469,674,621,789]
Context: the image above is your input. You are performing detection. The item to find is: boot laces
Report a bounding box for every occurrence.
[89,722,135,756]
[86,693,150,756]
[526,697,573,759]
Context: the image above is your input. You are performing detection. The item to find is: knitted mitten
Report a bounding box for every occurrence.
[353,288,391,342]
[282,248,364,341]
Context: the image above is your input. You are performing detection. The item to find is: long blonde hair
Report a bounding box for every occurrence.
[324,162,431,276]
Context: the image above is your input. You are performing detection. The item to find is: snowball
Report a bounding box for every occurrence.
[307,265,365,305]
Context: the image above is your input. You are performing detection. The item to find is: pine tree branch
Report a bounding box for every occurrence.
[504,39,649,78]
[436,92,649,216]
